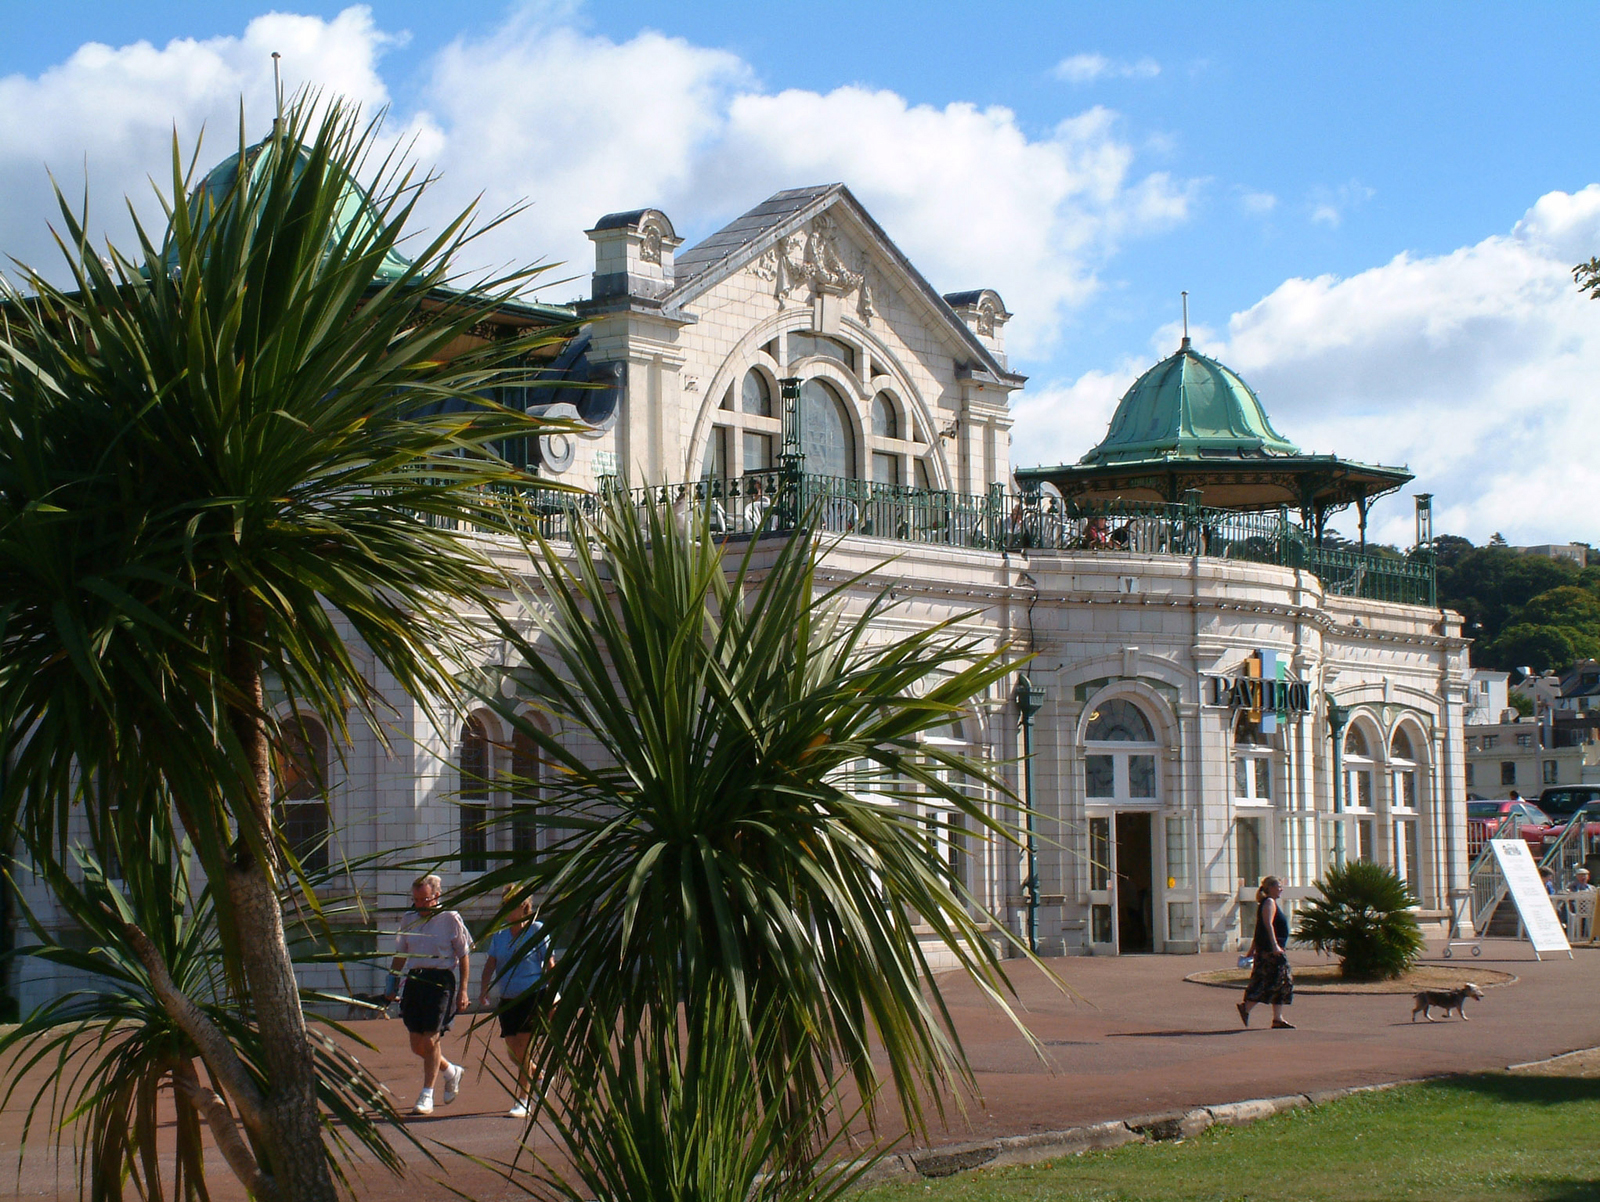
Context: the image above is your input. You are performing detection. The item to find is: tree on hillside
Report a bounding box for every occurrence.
[0,100,566,1202]
[1437,545,1581,647]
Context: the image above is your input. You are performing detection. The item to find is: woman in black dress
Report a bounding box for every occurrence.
[1238,875,1294,1029]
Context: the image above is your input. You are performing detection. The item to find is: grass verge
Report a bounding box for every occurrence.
[861,1072,1600,1201]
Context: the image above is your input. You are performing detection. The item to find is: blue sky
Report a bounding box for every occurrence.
[2,2,1598,545]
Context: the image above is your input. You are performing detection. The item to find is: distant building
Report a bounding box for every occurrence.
[1464,669,1509,726]
[1512,543,1589,568]
[1464,711,1600,799]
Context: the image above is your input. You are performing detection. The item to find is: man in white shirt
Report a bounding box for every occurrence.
[385,873,471,1115]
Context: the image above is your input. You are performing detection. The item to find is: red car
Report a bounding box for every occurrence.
[1466,800,1555,859]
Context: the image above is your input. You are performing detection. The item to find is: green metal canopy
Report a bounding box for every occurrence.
[1016,338,1413,536]
[188,135,415,284]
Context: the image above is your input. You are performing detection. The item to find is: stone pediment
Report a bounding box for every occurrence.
[666,185,1019,383]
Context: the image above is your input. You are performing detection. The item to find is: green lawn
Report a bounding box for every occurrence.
[862,1075,1600,1202]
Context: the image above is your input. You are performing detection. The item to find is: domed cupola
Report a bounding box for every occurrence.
[185,133,413,284]
[1082,338,1299,467]
[1015,334,1414,529]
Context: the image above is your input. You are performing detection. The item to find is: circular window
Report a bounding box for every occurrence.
[801,378,855,477]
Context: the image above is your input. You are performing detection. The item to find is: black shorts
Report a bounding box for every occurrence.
[400,968,458,1035]
[497,991,542,1039]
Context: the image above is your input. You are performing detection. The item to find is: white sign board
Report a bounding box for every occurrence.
[1489,839,1573,957]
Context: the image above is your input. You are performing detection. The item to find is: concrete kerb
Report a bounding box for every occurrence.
[852,1076,1470,1185]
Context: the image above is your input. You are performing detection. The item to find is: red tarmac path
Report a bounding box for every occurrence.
[4,938,1597,1199]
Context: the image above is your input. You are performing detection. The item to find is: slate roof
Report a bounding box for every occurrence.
[672,185,840,283]
[666,184,1020,385]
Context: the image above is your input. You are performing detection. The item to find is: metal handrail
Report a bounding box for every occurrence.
[408,467,1438,607]
[1538,804,1600,888]
[1466,805,1546,934]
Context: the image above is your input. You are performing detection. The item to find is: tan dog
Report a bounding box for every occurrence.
[1411,983,1485,1022]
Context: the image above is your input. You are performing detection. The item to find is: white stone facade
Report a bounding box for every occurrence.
[9,185,1472,1015]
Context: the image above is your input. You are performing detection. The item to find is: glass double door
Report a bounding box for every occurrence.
[1087,810,1155,954]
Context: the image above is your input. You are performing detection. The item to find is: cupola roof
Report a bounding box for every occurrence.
[1082,338,1298,467]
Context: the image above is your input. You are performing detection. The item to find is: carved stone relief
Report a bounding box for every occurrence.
[639,218,664,265]
[751,215,876,325]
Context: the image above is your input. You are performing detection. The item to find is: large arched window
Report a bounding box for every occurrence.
[1390,726,1421,888]
[459,717,491,873]
[1343,723,1376,862]
[1084,698,1158,801]
[800,379,855,478]
[275,716,330,873]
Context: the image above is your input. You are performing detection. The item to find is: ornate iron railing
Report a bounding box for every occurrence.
[423,467,1437,608]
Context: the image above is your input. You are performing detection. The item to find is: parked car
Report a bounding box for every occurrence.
[1537,785,1600,826]
[1466,799,1555,859]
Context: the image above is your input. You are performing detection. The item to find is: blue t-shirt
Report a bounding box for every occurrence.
[485,921,550,997]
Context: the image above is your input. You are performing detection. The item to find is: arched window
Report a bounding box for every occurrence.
[511,724,542,855]
[871,392,898,439]
[741,370,772,417]
[918,717,975,897]
[459,717,490,873]
[800,378,855,477]
[275,716,330,873]
[1390,726,1421,888]
[1085,699,1154,743]
[1084,698,1158,800]
[1343,723,1376,862]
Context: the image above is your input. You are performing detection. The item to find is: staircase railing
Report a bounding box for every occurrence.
[1538,805,1600,889]
[1466,805,1545,934]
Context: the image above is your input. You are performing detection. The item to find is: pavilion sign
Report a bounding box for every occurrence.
[1209,650,1311,735]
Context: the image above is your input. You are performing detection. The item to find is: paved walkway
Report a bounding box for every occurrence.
[4,938,1597,1200]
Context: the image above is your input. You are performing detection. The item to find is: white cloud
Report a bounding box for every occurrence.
[1239,189,1278,216]
[1010,187,1600,548]
[411,14,1191,352]
[1053,53,1161,84]
[1212,187,1600,546]
[0,8,395,276]
[1307,179,1375,229]
[0,9,1190,353]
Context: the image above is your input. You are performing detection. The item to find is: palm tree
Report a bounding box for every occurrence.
[0,97,569,1201]
[1,817,413,1202]
[465,492,1049,1186]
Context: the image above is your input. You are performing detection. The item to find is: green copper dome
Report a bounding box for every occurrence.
[1082,339,1299,466]
[188,134,413,283]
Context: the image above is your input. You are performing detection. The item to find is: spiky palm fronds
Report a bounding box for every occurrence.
[1,820,416,1202]
[462,490,1049,1168]
[1295,860,1425,980]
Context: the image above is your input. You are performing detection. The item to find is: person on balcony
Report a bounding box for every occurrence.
[742,477,769,530]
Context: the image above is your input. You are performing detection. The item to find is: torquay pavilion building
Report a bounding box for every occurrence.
[11,176,1470,1010]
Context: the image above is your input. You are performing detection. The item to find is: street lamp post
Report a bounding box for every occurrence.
[1326,694,1351,868]
[1014,673,1047,955]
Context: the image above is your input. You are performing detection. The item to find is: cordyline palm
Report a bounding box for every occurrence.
[1,817,415,1202]
[465,492,1049,1173]
[1295,861,1425,981]
[0,96,570,1201]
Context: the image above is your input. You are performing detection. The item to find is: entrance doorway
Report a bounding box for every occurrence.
[1087,810,1156,954]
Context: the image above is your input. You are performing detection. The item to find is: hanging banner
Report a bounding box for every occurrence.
[1488,839,1572,959]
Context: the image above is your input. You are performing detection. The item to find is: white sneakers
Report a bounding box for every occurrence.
[507,1098,530,1119]
[412,1062,464,1116]
[440,1062,464,1105]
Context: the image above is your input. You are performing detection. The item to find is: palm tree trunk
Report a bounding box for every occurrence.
[223,595,337,1202]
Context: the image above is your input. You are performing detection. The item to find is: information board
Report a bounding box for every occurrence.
[1488,839,1573,958]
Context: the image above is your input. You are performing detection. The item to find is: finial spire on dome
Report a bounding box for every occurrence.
[1180,290,1190,350]
[271,52,284,138]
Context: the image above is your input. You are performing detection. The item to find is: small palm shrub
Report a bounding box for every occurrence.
[1295,861,1425,980]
